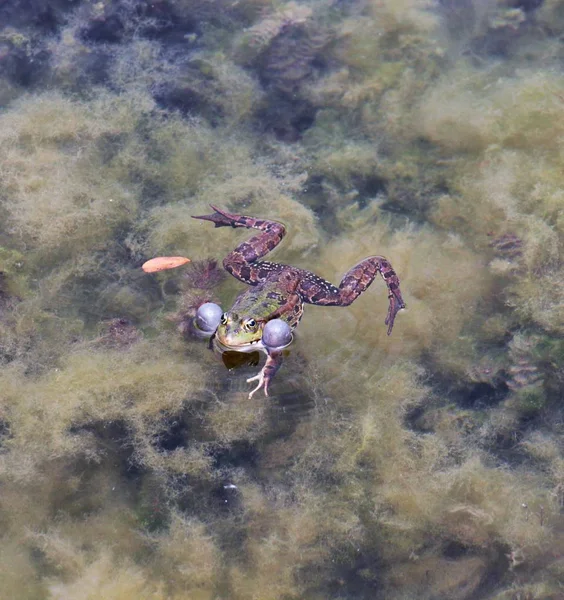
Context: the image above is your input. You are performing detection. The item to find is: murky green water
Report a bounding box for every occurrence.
[0,1,563,598]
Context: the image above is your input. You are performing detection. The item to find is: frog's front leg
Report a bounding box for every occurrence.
[298,256,406,335]
[246,350,283,399]
[192,205,286,285]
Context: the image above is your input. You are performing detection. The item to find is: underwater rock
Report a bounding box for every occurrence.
[441,0,542,58]
[152,64,218,117]
[257,21,330,95]
[0,28,45,87]
[152,54,262,124]
[78,3,125,44]
[256,93,317,141]
[0,0,70,32]
[234,1,314,66]
[232,0,329,138]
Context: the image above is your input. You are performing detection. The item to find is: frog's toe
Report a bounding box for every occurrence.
[191,206,234,228]
[247,371,267,399]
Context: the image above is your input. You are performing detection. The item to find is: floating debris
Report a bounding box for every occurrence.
[142,256,190,273]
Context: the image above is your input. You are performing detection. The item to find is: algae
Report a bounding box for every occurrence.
[0,0,563,598]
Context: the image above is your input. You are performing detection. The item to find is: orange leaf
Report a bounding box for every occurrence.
[142,256,191,273]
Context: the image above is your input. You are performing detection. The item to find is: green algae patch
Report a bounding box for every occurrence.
[142,178,319,262]
[46,552,170,600]
[0,337,206,480]
[1,0,564,598]
[0,246,29,298]
[0,91,152,262]
[299,220,490,380]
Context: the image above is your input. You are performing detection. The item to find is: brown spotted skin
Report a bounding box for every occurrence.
[296,256,405,335]
[192,205,406,334]
[192,205,287,285]
[192,205,406,397]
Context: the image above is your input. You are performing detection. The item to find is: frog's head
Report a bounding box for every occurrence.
[215,311,265,353]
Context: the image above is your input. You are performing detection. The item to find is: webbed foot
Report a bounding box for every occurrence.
[192,205,236,228]
[247,370,269,399]
[385,288,406,336]
[246,350,283,399]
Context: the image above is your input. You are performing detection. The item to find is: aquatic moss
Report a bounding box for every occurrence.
[297,0,446,222]
[0,541,44,599]
[0,1,563,598]
[0,90,154,261]
[0,246,28,298]
[415,67,564,342]
[298,220,490,379]
[206,392,269,445]
[0,295,84,372]
[47,552,168,600]
[227,483,355,600]
[0,337,207,481]
[536,0,564,35]
[143,174,320,262]
[148,511,219,596]
[420,70,564,236]
[419,70,564,154]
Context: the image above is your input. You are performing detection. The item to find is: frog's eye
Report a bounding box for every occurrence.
[243,318,258,332]
[220,312,228,325]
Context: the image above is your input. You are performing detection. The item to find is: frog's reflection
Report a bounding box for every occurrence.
[220,350,260,370]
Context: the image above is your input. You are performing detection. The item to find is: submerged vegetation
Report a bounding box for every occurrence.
[0,0,563,598]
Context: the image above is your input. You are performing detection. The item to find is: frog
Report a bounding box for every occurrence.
[192,205,406,398]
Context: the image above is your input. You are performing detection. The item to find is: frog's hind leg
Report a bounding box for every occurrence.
[192,205,286,285]
[298,257,406,335]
